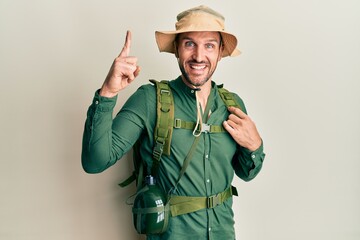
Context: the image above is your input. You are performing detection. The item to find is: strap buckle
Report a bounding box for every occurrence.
[160,89,170,95]
[207,194,221,208]
[201,123,211,133]
[174,119,181,128]
[153,140,164,160]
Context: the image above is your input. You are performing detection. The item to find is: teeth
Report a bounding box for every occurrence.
[191,65,205,70]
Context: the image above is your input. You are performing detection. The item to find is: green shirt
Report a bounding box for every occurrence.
[82,76,265,240]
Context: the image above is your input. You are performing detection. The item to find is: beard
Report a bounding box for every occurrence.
[179,60,215,87]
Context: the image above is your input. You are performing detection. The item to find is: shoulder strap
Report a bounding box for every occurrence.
[119,80,174,188]
[149,79,174,176]
[217,84,242,110]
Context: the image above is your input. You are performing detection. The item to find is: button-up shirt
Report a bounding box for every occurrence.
[82,76,265,240]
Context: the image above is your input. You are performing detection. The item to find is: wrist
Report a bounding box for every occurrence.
[247,139,262,152]
[99,87,118,98]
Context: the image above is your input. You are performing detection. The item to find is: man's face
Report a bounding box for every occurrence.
[176,31,223,88]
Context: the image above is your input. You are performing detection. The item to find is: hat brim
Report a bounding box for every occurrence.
[155,30,241,57]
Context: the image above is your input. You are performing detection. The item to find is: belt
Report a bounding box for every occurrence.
[169,186,238,217]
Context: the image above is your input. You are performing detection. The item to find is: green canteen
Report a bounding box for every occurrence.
[132,176,169,235]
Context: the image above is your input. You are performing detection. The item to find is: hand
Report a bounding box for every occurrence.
[100,30,141,97]
[223,106,262,151]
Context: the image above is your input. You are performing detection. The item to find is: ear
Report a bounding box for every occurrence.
[174,41,179,58]
[218,45,224,61]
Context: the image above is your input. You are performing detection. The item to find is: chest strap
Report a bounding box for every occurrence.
[174,119,226,133]
[169,186,238,217]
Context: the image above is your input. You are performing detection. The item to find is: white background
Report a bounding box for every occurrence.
[0,0,359,239]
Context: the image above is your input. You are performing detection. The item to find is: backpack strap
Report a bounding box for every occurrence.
[119,80,174,188]
[174,118,225,133]
[217,84,242,109]
[149,79,174,176]
[169,185,238,217]
[173,85,242,134]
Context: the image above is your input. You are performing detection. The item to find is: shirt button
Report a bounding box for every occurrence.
[191,90,194,93]
[208,227,211,232]
[251,154,256,159]
[205,154,209,159]
[206,179,210,183]
[95,100,99,104]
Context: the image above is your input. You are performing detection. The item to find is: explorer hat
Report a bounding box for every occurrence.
[155,5,241,57]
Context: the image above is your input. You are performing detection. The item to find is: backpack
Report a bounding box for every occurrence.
[119,79,242,190]
[120,79,242,235]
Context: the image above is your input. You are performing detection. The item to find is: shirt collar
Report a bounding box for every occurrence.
[170,76,218,99]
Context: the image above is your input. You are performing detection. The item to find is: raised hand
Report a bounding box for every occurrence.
[100,31,141,97]
[223,106,262,151]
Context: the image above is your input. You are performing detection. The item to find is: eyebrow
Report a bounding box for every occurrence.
[180,36,220,43]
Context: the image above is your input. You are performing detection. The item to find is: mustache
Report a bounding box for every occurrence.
[188,60,208,64]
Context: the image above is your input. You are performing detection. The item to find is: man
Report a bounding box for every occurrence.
[82,5,265,240]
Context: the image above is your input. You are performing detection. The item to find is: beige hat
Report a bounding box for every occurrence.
[155,5,241,58]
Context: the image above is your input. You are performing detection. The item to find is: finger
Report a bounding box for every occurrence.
[134,66,141,78]
[121,67,136,81]
[123,56,138,65]
[228,106,247,119]
[119,30,132,57]
[117,63,137,74]
[223,120,236,134]
[113,56,138,69]
[228,114,243,124]
[225,119,239,130]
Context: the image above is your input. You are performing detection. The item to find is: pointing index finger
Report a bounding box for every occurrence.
[119,30,132,57]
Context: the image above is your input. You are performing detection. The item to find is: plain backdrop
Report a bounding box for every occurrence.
[0,0,359,239]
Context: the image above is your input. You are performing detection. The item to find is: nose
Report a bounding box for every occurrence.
[192,46,205,62]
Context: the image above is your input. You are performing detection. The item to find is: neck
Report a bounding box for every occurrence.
[182,78,212,110]
[196,85,211,111]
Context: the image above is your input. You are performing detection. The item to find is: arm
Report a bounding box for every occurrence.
[81,92,118,173]
[81,31,142,173]
[81,88,148,173]
[232,141,265,181]
[223,96,266,181]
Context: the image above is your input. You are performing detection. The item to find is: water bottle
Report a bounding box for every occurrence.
[132,175,169,234]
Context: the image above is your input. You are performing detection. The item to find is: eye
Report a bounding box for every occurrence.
[205,43,215,49]
[184,41,195,48]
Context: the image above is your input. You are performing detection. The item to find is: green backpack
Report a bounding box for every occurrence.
[120,79,242,235]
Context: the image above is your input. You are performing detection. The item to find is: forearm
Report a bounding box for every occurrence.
[81,90,119,173]
[81,87,148,173]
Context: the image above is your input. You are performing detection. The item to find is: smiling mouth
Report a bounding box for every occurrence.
[190,65,206,70]
[189,61,208,70]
